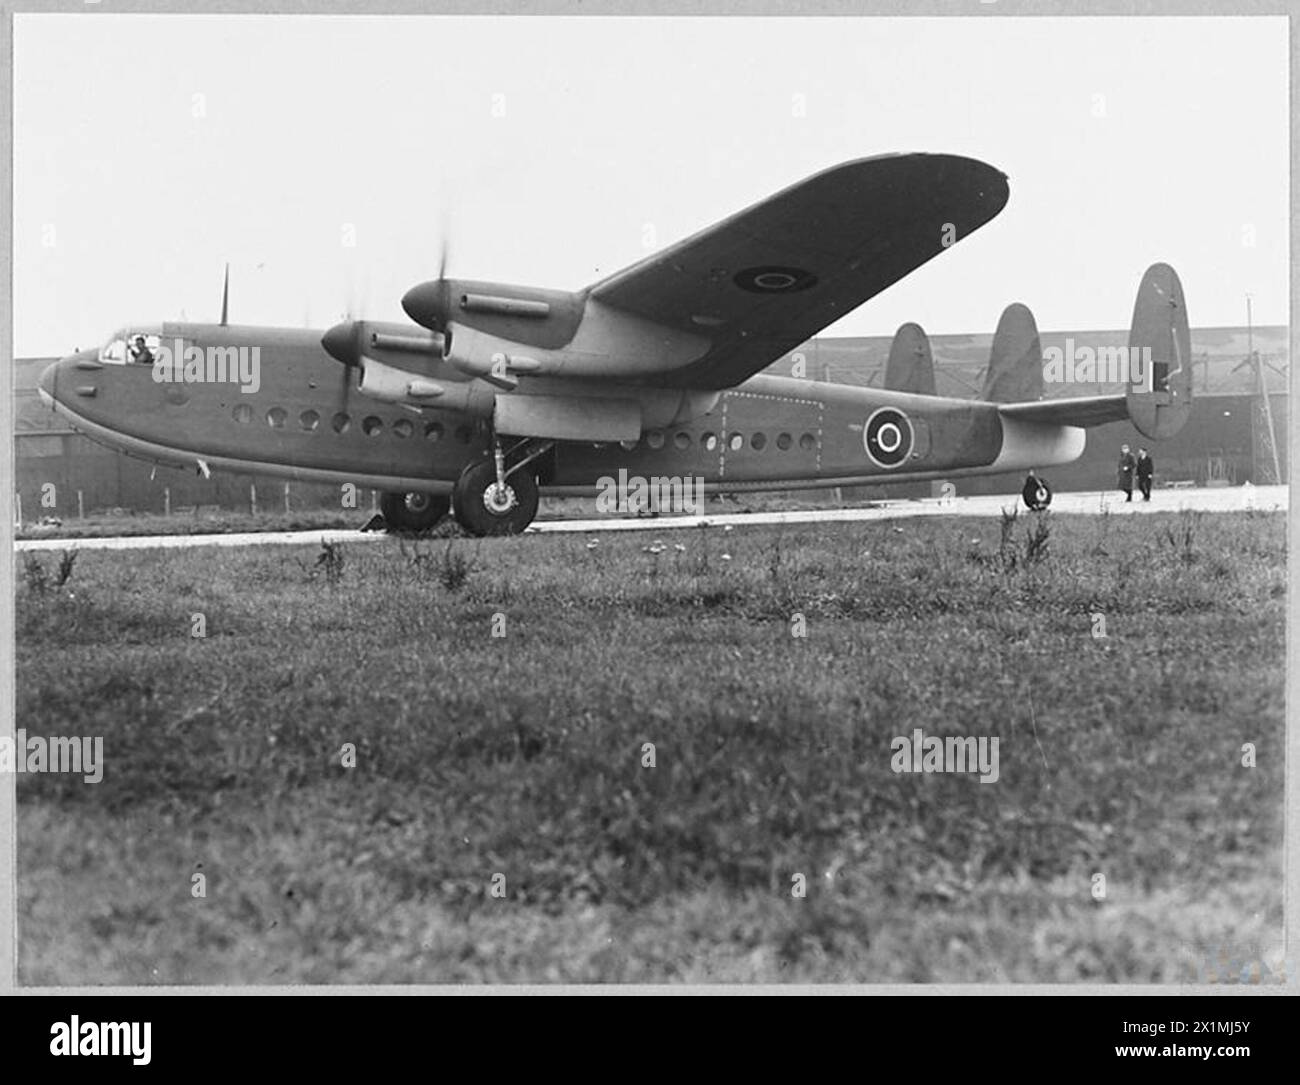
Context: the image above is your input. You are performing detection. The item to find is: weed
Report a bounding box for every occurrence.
[1024,513,1051,565]
[314,541,345,586]
[55,549,78,588]
[22,553,47,596]
[438,542,475,592]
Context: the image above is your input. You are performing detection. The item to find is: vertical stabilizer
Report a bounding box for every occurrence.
[884,322,936,395]
[982,302,1042,403]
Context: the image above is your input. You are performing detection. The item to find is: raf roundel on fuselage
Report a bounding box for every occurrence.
[864,407,914,468]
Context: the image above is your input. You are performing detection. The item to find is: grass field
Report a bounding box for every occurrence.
[15,508,1285,984]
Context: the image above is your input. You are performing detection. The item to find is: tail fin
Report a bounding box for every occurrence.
[982,302,1043,403]
[1126,263,1191,439]
[884,322,936,395]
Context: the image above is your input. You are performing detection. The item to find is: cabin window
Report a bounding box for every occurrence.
[300,410,320,432]
[267,407,287,428]
[455,425,473,444]
[751,432,767,450]
[127,334,161,365]
[425,422,443,442]
[728,433,744,451]
[800,433,817,451]
[233,404,253,424]
[392,419,413,439]
[99,329,162,366]
[620,439,638,451]
[332,413,351,434]
[702,432,718,451]
[646,430,665,450]
[362,416,383,437]
[673,432,690,451]
[776,433,792,450]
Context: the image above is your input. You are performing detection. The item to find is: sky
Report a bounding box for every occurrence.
[12,13,1290,358]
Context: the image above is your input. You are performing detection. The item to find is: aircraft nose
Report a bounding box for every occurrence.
[38,357,62,407]
[40,349,103,410]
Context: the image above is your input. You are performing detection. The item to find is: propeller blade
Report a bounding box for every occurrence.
[220,263,230,325]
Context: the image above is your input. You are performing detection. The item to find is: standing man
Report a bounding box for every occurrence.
[1136,448,1154,501]
[1117,444,1137,503]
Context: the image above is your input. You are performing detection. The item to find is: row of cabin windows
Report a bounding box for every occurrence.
[232,406,818,453]
[232,404,473,443]
[636,430,818,453]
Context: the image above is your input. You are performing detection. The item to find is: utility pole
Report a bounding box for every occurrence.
[824,360,843,507]
[1247,296,1282,485]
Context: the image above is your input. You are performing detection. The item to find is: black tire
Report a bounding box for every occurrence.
[452,459,539,536]
[380,490,450,532]
[1021,477,1052,512]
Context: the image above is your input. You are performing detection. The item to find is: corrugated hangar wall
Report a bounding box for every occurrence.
[13,325,1289,518]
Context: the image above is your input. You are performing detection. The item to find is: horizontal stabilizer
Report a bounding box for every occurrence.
[998,394,1128,428]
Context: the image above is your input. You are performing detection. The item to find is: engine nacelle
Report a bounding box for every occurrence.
[443,323,560,388]
[357,356,495,417]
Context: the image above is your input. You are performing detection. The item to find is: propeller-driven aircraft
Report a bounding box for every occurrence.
[37,153,1192,535]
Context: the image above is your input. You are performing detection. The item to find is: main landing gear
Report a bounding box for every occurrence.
[452,437,553,536]
[380,490,451,532]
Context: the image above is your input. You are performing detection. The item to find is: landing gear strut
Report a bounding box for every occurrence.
[452,438,552,536]
[380,490,451,532]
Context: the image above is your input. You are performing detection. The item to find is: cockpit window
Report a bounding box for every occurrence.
[99,330,162,365]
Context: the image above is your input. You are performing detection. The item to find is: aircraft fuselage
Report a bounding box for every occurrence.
[39,321,1084,501]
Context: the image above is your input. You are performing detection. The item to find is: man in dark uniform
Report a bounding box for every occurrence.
[1136,448,1154,501]
[1117,444,1136,502]
[129,335,154,365]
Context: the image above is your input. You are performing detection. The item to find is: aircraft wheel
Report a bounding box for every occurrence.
[380,490,450,532]
[452,459,539,536]
[1022,477,1052,512]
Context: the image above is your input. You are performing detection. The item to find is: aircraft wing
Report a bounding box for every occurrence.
[589,153,1009,390]
[998,395,1129,428]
